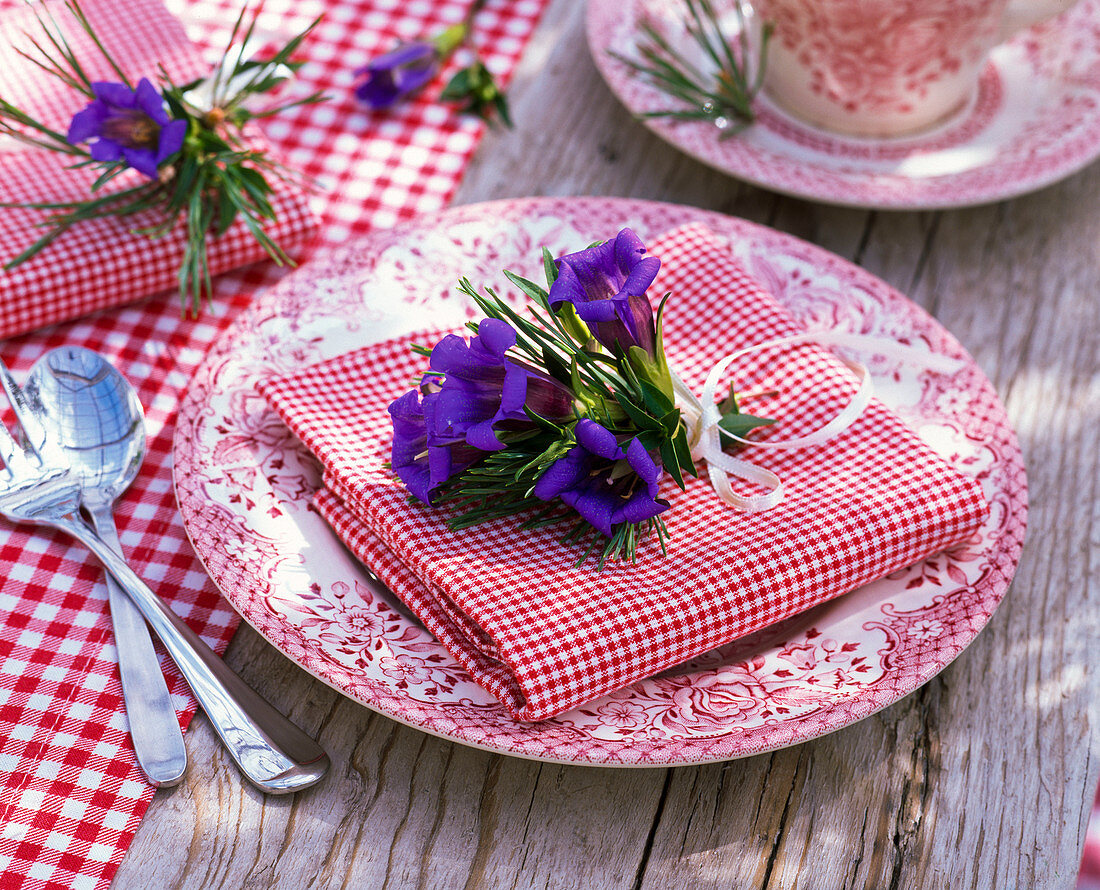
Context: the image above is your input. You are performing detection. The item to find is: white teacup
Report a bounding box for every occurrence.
[751,0,1080,137]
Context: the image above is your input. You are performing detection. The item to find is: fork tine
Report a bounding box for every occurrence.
[0,418,20,470]
[0,357,46,457]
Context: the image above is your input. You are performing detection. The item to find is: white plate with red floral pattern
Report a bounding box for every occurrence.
[173,197,1026,765]
[587,0,1100,209]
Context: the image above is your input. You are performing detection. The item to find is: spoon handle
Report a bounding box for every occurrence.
[89,507,187,788]
[56,513,330,794]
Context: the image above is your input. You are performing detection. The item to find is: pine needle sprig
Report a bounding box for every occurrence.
[609,0,771,138]
[0,99,85,154]
[434,436,671,569]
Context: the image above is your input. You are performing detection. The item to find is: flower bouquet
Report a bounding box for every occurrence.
[387,228,776,566]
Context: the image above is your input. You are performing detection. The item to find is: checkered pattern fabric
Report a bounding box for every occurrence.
[0,0,547,886]
[259,223,991,722]
[0,308,241,890]
[167,0,545,243]
[0,0,317,341]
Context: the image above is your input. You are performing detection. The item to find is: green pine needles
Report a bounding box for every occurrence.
[611,0,771,137]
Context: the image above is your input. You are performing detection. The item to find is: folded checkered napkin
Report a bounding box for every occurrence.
[258,222,989,721]
[0,0,316,341]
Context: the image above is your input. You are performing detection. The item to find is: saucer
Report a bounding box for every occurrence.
[587,0,1100,209]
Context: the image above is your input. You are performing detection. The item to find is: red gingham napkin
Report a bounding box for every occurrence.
[0,0,317,341]
[0,0,548,886]
[258,223,991,722]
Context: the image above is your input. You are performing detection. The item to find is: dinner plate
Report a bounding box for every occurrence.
[587,0,1100,209]
[173,197,1026,766]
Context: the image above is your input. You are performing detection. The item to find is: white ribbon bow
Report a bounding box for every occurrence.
[670,331,966,512]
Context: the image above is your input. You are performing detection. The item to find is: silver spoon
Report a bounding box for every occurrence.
[21,348,330,794]
[26,347,187,787]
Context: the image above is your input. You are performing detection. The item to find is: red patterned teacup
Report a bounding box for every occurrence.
[752,0,1079,136]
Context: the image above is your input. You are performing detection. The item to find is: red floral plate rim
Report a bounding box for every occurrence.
[587,0,1100,209]
[173,197,1026,765]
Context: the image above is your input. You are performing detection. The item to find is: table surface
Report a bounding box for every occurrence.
[112,1,1100,887]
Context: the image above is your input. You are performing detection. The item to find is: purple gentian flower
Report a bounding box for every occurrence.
[422,318,574,453]
[389,386,483,505]
[534,418,668,537]
[389,319,575,504]
[548,228,661,356]
[67,78,187,179]
[354,41,439,109]
[389,389,433,503]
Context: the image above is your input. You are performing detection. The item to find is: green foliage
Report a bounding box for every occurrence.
[716,383,775,440]
[441,60,512,128]
[609,0,771,137]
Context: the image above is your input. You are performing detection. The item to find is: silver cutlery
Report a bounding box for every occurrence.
[0,356,330,794]
[24,347,187,787]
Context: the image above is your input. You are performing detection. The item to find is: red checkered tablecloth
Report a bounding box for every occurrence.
[259,223,990,722]
[0,0,548,887]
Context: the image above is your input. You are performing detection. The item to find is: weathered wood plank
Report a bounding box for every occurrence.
[114,0,1099,886]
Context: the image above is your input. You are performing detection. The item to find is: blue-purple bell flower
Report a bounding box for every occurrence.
[67,78,187,179]
[422,318,574,452]
[354,41,439,109]
[533,418,668,537]
[388,389,433,504]
[389,384,484,505]
[390,318,575,504]
[548,228,661,357]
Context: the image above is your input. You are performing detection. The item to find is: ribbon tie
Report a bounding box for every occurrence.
[670,331,965,512]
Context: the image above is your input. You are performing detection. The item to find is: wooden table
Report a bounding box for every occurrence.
[113,1,1100,886]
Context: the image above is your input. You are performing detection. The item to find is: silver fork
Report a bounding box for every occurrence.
[0,360,330,794]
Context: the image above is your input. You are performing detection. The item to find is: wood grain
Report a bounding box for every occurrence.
[113,0,1100,886]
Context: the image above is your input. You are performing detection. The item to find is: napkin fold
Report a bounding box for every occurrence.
[0,0,317,341]
[258,223,989,721]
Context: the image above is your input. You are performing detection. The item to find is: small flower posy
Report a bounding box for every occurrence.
[0,1,325,313]
[387,229,774,567]
[355,41,442,110]
[353,0,511,126]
